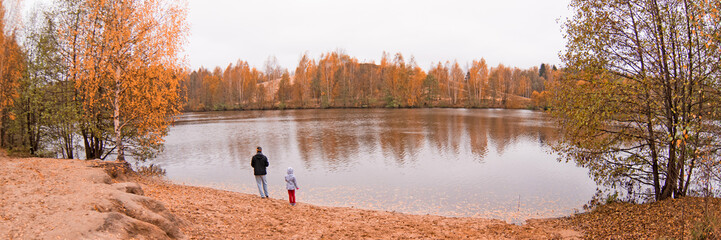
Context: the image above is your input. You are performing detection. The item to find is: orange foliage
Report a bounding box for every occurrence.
[449,61,464,105]
[406,65,426,107]
[0,2,25,145]
[181,52,554,110]
[531,91,551,109]
[62,0,188,160]
[467,59,489,106]
[292,53,315,107]
[428,62,449,105]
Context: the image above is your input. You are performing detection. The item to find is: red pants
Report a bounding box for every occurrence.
[288,190,296,204]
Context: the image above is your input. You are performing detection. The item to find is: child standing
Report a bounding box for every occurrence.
[285,167,299,206]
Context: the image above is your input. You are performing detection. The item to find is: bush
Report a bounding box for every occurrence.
[136,164,166,177]
[583,189,620,211]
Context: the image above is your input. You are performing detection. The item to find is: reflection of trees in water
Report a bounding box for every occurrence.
[536,127,558,148]
[294,109,560,167]
[422,111,480,160]
[425,110,561,161]
[296,128,316,170]
[447,114,463,155]
[423,111,458,157]
[478,113,560,157]
[296,121,369,171]
[227,137,246,166]
[464,115,488,160]
[379,116,424,165]
[320,127,360,168]
[487,115,513,155]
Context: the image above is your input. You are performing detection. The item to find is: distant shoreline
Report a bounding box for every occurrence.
[179,105,546,113]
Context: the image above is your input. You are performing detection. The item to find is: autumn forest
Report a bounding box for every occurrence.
[183,52,558,111]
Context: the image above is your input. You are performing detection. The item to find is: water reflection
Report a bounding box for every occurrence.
[153,108,593,224]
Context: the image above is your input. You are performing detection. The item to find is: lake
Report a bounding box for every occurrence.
[150,108,597,224]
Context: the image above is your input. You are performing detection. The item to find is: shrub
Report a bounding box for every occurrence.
[136,164,166,177]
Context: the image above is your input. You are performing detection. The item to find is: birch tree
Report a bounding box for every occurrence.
[61,0,188,161]
[555,0,721,200]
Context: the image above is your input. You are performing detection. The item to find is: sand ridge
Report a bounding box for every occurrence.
[0,156,184,239]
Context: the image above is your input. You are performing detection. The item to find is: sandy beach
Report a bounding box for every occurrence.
[0,154,578,239]
[3,153,719,239]
[137,177,580,239]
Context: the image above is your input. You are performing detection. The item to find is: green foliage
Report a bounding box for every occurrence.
[212,103,228,111]
[310,74,322,102]
[583,188,621,211]
[384,98,401,108]
[320,96,330,109]
[2,7,82,158]
[422,74,439,105]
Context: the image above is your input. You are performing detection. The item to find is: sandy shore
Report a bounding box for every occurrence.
[137,177,579,239]
[5,154,718,239]
[0,155,579,239]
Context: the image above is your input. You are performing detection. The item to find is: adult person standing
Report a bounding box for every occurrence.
[251,146,270,198]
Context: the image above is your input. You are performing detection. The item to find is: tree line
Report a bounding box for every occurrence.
[0,0,187,161]
[182,51,559,111]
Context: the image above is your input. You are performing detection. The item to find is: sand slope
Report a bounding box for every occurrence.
[0,156,184,239]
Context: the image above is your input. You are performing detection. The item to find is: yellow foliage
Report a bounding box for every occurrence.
[0,1,25,143]
[57,0,188,159]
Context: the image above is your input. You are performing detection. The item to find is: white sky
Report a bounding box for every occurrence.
[21,0,573,72]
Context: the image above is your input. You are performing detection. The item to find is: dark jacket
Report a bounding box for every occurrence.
[251,153,269,175]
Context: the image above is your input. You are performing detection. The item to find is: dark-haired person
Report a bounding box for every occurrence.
[251,146,270,198]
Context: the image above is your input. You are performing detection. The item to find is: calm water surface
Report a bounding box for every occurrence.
[151,108,597,223]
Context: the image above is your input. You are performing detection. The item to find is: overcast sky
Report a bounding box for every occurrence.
[22,0,573,72]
